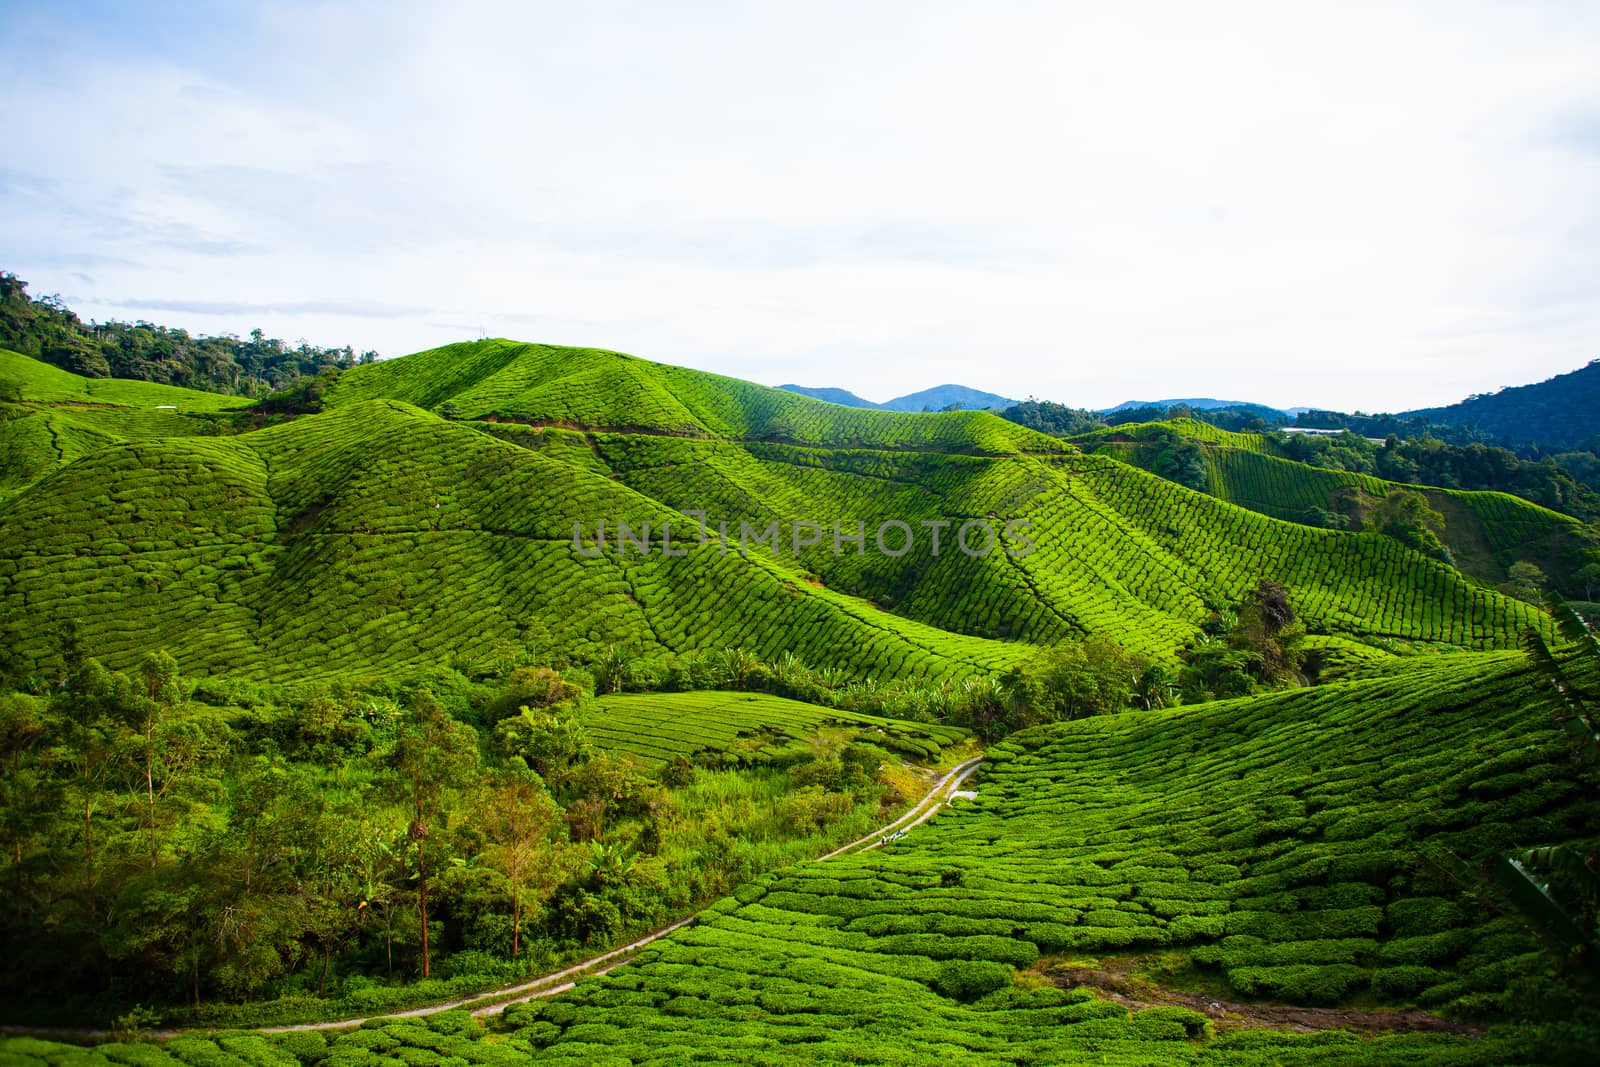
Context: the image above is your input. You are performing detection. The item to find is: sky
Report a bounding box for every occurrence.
[2,1,1597,412]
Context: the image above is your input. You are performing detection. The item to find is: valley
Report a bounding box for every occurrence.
[0,334,1595,1065]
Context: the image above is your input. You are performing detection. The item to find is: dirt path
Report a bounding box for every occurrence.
[1046,961,1484,1037]
[3,755,985,1040]
[817,755,984,861]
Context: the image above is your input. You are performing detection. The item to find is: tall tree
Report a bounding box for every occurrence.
[0,692,52,917]
[480,766,563,958]
[52,660,129,922]
[129,652,180,867]
[385,689,477,978]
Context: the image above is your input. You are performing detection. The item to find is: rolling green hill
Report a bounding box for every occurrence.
[0,337,1596,1059]
[0,347,247,501]
[0,345,1553,686]
[484,653,1596,1064]
[0,398,1022,683]
[0,347,252,412]
[1078,418,1599,589]
[323,340,1061,454]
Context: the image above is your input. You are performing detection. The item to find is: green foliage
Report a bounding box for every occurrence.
[1501,561,1550,605]
[0,620,965,1030]
[1078,417,1600,593]
[451,655,1598,1062]
[253,368,341,415]
[495,707,592,783]
[578,691,963,769]
[1373,489,1452,563]
[1001,635,1138,729]
[934,958,1014,1000]
[1179,581,1306,702]
[0,274,376,396]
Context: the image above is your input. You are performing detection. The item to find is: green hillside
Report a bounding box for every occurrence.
[0,346,250,411]
[0,346,1551,686]
[6,650,1591,1063]
[0,348,246,501]
[324,339,1063,454]
[0,398,1025,683]
[0,338,1596,1058]
[487,653,1595,1064]
[1079,418,1599,588]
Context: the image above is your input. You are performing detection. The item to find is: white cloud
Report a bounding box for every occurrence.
[2,0,1597,411]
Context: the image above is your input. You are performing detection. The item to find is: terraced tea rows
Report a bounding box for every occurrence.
[493,653,1594,1063]
[547,429,1545,656]
[0,399,1021,681]
[2,1011,1535,1066]
[1066,457,1546,646]
[0,349,241,498]
[0,343,1552,684]
[1080,418,1592,585]
[587,691,967,766]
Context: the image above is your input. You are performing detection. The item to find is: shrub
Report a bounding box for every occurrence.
[1374,965,1443,999]
[1226,963,1368,1003]
[1132,1005,1212,1039]
[934,959,1014,1001]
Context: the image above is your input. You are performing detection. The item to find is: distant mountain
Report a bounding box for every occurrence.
[778,382,1017,412]
[1103,397,1287,415]
[879,384,1016,412]
[776,384,879,409]
[1395,359,1600,448]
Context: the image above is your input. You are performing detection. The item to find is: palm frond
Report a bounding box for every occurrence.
[1482,854,1590,954]
[1547,592,1600,659]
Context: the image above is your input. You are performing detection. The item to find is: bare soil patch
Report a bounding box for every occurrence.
[1043,957,1484,1037]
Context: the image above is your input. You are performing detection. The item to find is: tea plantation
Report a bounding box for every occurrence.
[5,652,1588,1064]
[492,653,1595,1064]
[1079,418,1597,588]
[320,339,1068,454]
[1,340,1596,1062]
[0,344,1552,686]
[586,692,967,767]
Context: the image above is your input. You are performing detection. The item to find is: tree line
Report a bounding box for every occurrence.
[0,272,376,397]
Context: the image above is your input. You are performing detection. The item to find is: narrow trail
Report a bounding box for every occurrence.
[4,755,985,1041]
[818,755,983,861]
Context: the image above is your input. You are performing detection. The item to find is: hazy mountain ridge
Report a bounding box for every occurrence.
[777,382,1016,412]
[1103,396,1289,414]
